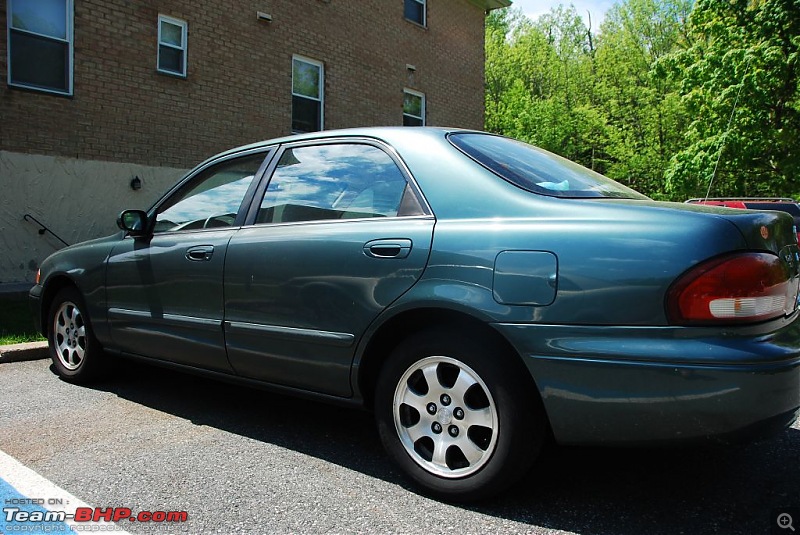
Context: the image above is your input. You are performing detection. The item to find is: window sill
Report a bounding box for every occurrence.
[156,69,187,79]
[404,18,428,30]
[8,82,73,98]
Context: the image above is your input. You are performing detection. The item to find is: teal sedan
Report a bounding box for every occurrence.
[30,128,800,501]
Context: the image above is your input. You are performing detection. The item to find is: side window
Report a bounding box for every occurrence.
[257,144,422,224]
[154,154,264,233]
[7,0,73,95]
[157,15,188,77]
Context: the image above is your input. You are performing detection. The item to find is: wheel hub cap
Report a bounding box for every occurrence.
[393,356,498,479]
[436,408,453,425]
[53,301,86,371]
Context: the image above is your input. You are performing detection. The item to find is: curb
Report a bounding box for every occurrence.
[0,341,48,363]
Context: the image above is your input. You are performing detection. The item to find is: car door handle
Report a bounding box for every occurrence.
[186,245,214,261]
[364,239,412,259]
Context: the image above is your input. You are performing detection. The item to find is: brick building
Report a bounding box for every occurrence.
[0,0,508,284]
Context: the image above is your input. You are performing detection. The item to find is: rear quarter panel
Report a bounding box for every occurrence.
[402,204,750,326]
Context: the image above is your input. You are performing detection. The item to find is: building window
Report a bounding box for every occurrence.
[157,15,187,77]
[7,0,73,95]
[292,56,324,133]
[403,90,425,126]
[404,0,426,26]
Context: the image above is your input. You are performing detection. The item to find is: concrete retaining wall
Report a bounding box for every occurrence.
[0,151,186,283]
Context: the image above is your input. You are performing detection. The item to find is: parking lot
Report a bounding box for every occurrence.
[1,356,798,534]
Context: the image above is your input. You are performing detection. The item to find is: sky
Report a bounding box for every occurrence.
[508,0,616,28]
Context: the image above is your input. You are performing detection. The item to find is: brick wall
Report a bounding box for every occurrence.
[0,0,487,169]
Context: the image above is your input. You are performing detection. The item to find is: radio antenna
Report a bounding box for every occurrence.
[703,57,751,201]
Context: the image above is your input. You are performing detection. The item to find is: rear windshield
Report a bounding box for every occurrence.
[448,133,648,200]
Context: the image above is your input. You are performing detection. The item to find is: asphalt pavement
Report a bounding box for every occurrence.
[1,356,798,534]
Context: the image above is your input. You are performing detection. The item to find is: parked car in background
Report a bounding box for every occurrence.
[686,197,800,243]
[31,128,800,501]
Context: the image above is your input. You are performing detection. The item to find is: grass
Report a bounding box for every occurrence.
[0,296,44,345]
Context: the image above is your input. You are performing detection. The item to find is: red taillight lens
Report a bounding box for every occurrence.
[666,252,796,325]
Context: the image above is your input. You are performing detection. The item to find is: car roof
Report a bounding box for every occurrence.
[212,126,475,160]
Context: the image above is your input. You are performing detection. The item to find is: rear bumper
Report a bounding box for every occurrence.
[493,319,800,445]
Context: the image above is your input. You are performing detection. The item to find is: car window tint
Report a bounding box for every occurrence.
[154,154,264,233]
[448,133,648,200]
[257,143,410,224]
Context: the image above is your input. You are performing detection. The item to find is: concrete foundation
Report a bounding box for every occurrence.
[0,150,186,283]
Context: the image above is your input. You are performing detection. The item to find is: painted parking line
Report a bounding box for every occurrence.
[0,449,130,534]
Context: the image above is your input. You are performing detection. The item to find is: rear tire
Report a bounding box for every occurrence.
[375,328,546,501]
[48,287,106,383]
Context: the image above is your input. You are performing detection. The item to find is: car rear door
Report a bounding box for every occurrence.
[224,139,434,396]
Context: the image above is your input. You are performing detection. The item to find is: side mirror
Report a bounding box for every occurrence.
[117,209,149,237]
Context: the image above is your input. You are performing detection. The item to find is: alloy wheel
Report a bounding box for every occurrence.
[53,300,86,371]
[392,356,498,478]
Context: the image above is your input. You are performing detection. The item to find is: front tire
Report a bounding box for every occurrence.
[375,328,546,501]
[48,287,106,383]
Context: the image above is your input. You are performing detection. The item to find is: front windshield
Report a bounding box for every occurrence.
[449,133,648,200]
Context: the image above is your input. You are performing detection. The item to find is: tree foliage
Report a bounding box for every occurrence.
[485,0,800,200]
[660,0,800,198]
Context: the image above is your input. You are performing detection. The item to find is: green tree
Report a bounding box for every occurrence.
[485,2,693,199]
[660,0,800,198]
[485,6,602,165]
[595,0,692,197]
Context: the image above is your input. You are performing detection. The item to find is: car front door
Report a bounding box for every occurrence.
[105,151,270,372]
[224,140,435,396]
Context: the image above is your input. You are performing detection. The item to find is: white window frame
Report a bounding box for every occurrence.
[157,15,188,77]
[291,55,325,133]
[403,89,426,126]
[6,0,74,95]
[404,0,426,27]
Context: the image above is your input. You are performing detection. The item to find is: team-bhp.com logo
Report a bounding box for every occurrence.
[4,506,188,524]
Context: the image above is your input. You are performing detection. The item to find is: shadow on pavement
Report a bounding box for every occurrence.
[75,359,799,535]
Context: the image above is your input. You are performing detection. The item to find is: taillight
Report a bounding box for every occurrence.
[666,252,795,325]
[35,269,41,285]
